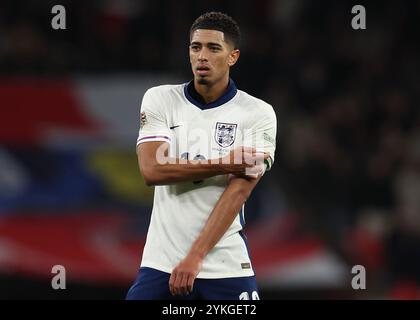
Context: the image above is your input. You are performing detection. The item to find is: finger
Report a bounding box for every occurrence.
[253,151,269,160]
[241,146,257,154]
[242,152,258,163]
[174,271,185,296]
[179,273,188,296]
[239,153,255,166]
[187,274,195,294]
[169,272,177,296]
[176,272,184,296]
[242,162,254,168]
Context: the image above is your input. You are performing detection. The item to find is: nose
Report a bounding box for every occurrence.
[197,48,208,61]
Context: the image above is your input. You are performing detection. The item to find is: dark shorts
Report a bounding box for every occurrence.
[126,267,260,300]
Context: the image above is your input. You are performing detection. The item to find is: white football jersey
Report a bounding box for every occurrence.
[136,80,277,278]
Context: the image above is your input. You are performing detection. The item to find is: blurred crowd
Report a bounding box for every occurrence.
[1,0,419,298]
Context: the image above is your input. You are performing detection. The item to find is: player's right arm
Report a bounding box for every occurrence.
[136,87,266,186]
[137,142,265,186]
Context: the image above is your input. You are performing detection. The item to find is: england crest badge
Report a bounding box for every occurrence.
[215,122,237,147]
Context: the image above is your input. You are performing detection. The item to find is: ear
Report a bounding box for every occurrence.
[228,49,240,67]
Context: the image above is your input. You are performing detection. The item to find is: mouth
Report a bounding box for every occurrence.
[196,65,210,76]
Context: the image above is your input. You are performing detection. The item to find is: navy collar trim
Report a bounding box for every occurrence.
[184,79,237,110]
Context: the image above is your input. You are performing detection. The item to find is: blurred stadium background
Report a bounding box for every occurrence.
[1,0,419,299]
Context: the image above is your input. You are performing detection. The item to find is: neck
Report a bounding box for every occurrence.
[194,76,230,104]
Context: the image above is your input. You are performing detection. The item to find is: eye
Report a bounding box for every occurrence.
[209,46,220,52]
[190,45,200,51]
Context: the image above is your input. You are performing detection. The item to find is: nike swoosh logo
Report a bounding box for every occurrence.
[170,125,182,129]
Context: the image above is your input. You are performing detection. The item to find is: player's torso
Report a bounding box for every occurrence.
[141,84,257,277]
[150,85,249,247]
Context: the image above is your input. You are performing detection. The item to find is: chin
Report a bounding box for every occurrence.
[197,77,210,85]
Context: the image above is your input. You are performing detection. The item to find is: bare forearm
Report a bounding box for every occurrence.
[138,142,261,186]
[168,175,263,297]
[144,158,226,185]
[188,177,259,259]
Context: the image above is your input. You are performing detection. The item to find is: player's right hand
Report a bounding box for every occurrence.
[221,146,269,177]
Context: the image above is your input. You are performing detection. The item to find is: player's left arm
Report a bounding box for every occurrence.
[169,105,277,296]
[169,173,263,296]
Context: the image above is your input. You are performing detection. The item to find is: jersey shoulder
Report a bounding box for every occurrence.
[236,89,276,119]
[144,84,184,100]
[141,84,185,113]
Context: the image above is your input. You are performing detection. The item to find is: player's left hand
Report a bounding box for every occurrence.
[169,253,203,296]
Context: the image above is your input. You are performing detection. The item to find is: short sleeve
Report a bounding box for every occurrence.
[136,88,172,146]
[242,105,277,171]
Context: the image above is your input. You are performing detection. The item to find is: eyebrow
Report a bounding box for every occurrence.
[190,41,223,48]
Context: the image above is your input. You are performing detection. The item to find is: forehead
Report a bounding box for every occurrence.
[190,29,226,45]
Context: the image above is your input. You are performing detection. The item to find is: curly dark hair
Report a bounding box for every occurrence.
[190,12,241,49]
